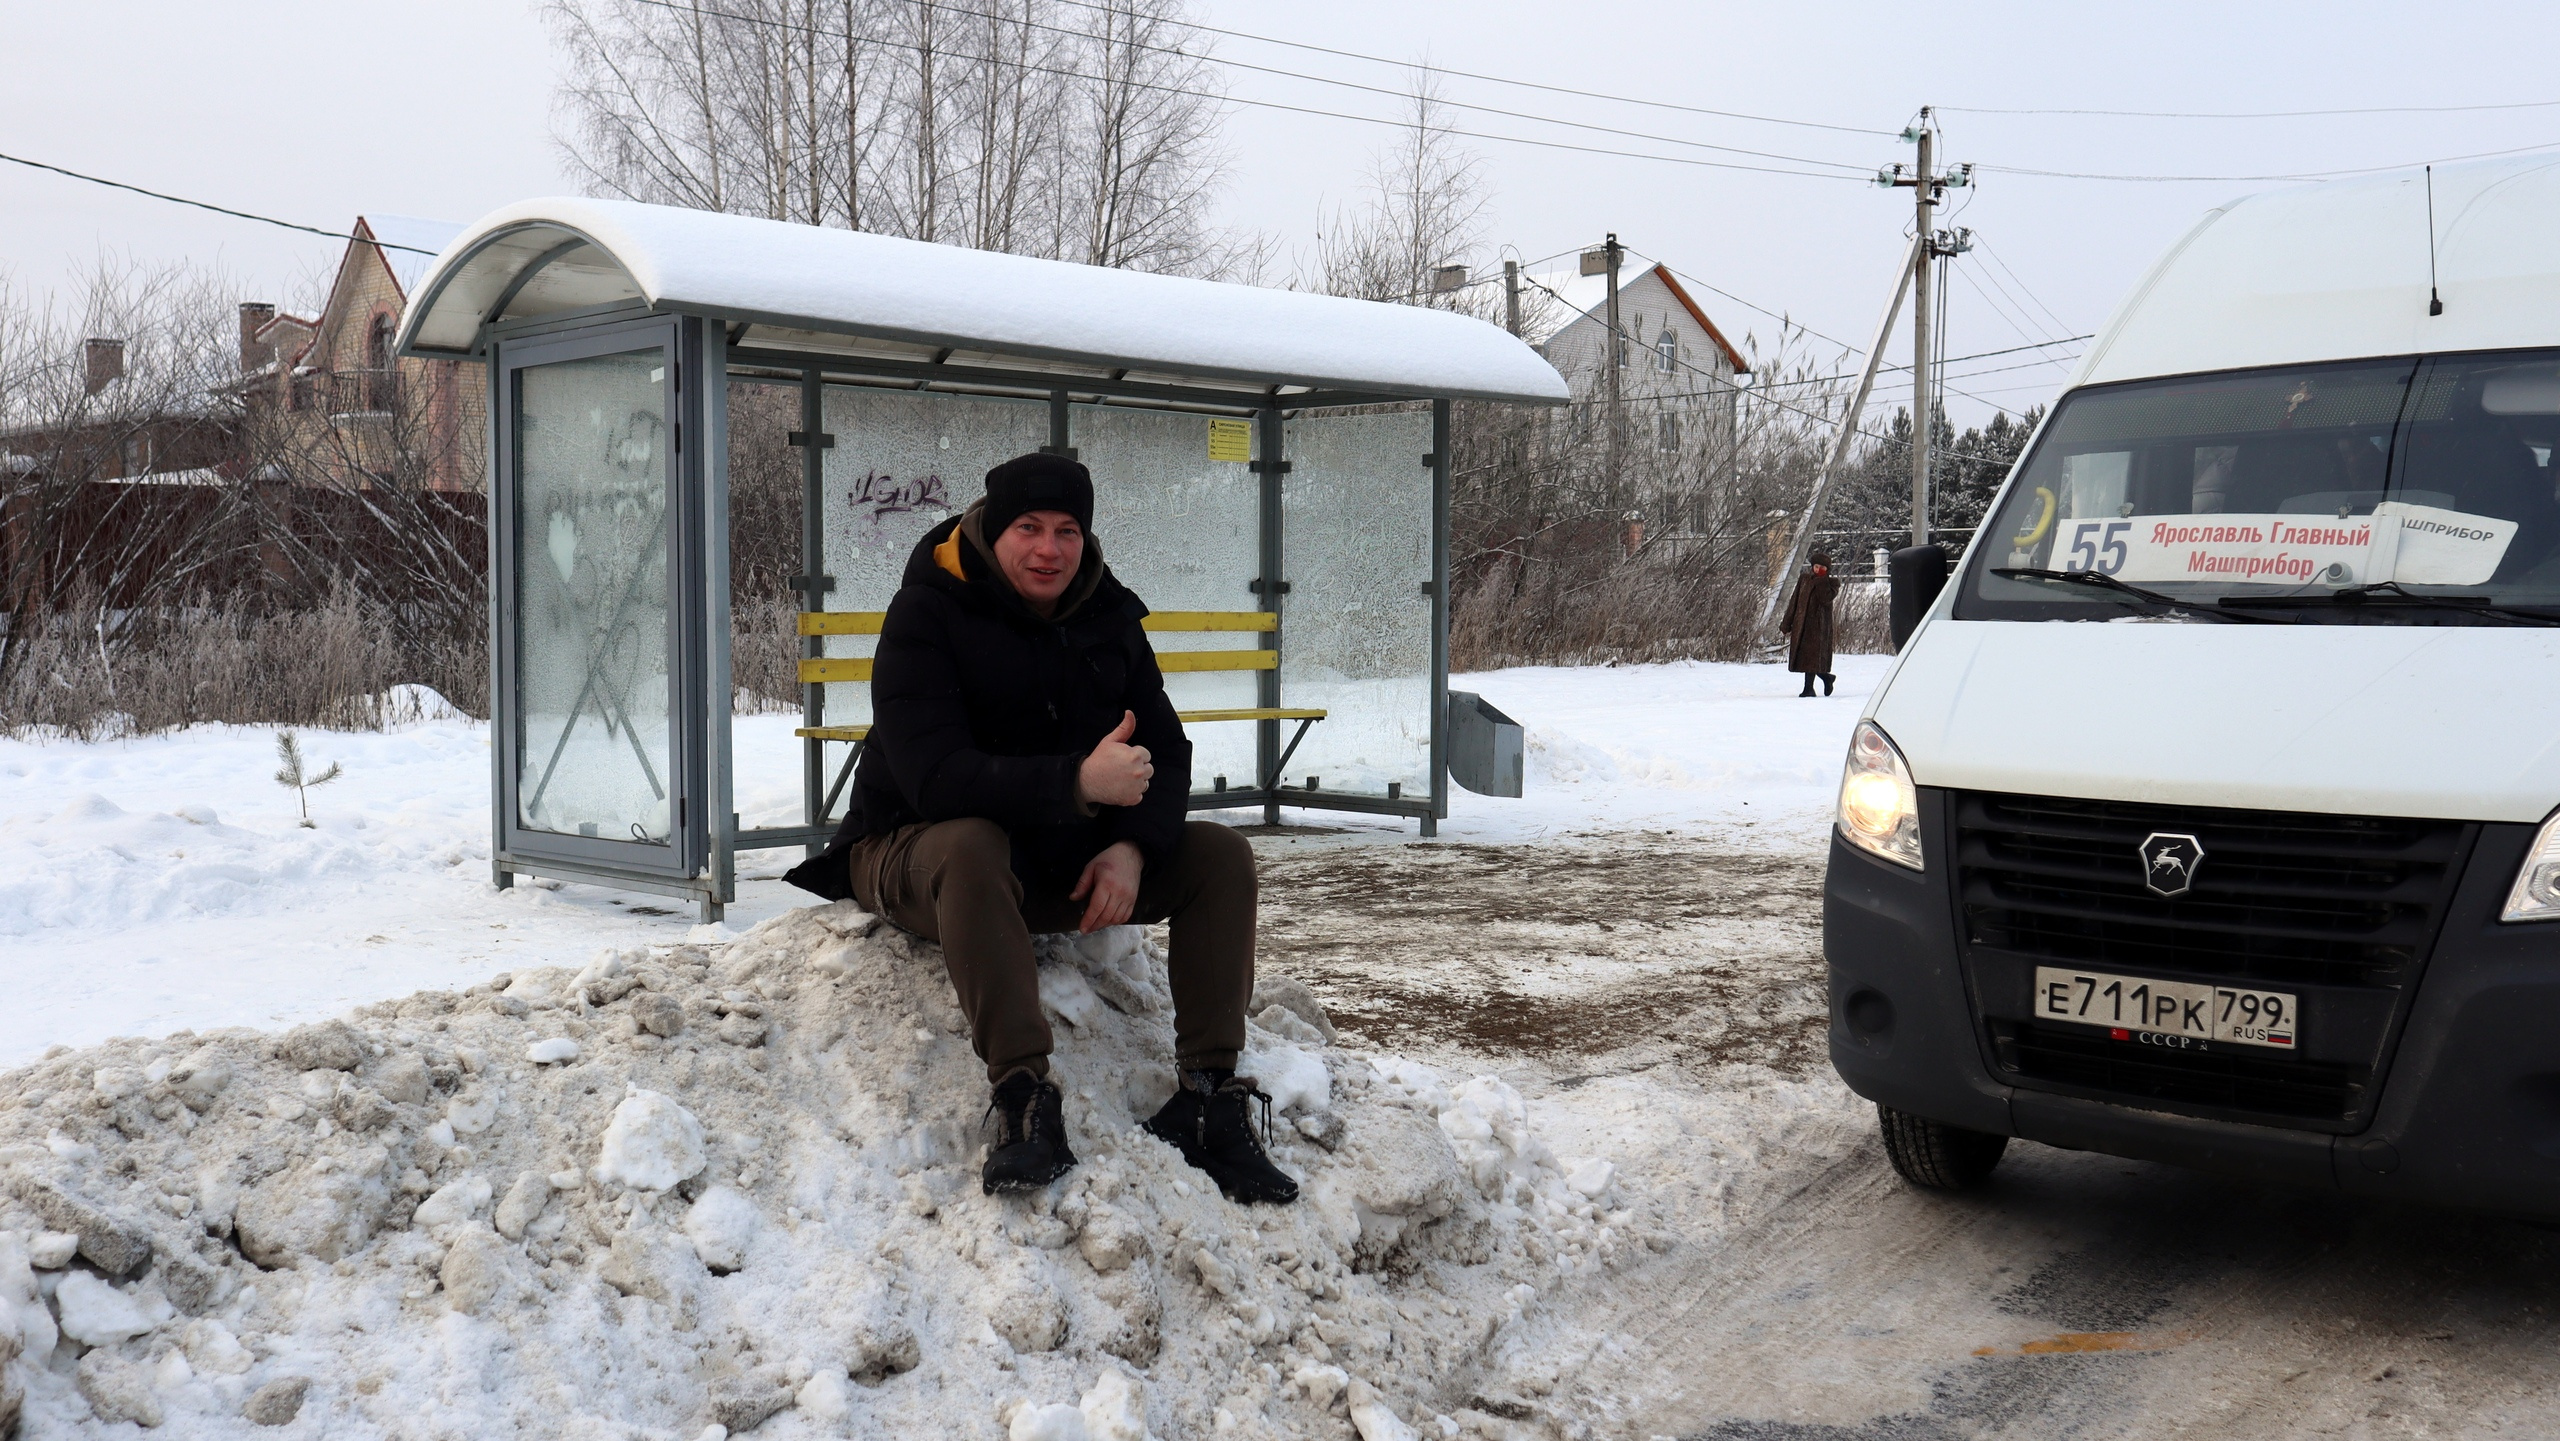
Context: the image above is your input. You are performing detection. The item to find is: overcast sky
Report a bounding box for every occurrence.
[6,0,2555,424]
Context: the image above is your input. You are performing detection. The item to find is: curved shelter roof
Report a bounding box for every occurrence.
[396,197,1567,404]
[2079,154,2560,388]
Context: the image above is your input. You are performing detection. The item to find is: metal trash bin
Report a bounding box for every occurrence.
[1446,690,1524,798]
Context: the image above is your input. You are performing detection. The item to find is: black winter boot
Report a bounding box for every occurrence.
[1144,1069,1300,1205]
[982,1070,1077,1194]
[1798,674,1816,697]
[1821,673,1836,696]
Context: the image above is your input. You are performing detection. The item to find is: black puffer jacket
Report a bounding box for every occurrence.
[784,508,1191,897]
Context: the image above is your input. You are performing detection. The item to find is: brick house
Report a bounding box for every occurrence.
[238,215,482,492]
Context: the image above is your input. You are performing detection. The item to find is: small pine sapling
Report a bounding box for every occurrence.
[274,729,343,828]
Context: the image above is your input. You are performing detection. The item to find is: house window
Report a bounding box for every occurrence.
[1657,413,1680,453]
[367,313,398,410]
[1655,330,1678,373]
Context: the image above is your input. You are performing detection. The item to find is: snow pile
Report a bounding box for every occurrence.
[0,903,1660,1437]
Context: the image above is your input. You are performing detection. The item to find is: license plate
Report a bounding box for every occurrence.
[2032,966,2298,1049]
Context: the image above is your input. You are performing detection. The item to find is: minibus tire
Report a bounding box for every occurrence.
[1877,1104,2008,1190]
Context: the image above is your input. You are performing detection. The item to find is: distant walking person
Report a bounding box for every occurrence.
[1782,551,1840,697]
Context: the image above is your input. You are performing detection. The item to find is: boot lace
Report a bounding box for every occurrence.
[984,1079,1049,1149]
[1214,1074,1278,1149]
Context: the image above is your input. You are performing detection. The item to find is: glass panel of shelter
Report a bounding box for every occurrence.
[1277,406,1436,801]
[721,377,807,829]
[1068,402,1261,799]
[814,386,1049,731]
[510,347,677,847]
[787,377,1437,819]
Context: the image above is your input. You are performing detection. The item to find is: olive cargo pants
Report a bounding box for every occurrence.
[844,818,1257,1082]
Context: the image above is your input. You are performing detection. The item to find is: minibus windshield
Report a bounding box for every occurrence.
[1959,352,2560,623]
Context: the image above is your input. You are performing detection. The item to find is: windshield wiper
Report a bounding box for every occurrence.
[1991,568,2292,623]
[2219,581,2560,627]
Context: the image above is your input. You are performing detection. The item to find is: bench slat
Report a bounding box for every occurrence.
[801,610,1273,637]
[1177,707,1327,723]
[1157,649,1277,673]
[808,653,1275,683]
[798,657,875,683]
[795,709,1321,744]
[1140,611,1277,633]
[798,612,887,636]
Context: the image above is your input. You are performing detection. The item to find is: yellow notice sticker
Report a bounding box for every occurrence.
[1207,417,1252,463]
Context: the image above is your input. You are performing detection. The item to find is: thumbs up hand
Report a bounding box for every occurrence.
[1076,710,1154,808]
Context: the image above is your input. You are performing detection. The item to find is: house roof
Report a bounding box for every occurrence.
[395,197,1568,404]
[278,216,467,381]
[362,215,467,299]
[1524,261,1751,375]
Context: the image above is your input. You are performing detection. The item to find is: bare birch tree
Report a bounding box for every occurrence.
[1307,74,1489,308]
[546,0,1233,272]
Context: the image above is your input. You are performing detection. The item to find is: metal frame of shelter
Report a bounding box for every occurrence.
[398,200,1564,921]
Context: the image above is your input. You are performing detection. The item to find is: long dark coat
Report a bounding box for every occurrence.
[1781,568,1840,676]
[783,508,1191,898]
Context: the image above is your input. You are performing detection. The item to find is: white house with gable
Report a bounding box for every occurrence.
[1526,259,1752,538]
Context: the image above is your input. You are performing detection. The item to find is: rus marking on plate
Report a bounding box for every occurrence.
[2138,831,2206,897]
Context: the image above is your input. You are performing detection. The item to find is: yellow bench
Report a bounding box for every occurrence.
[793,610,1325,814]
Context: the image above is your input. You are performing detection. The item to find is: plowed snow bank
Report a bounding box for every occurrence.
[0,902,1656,1438]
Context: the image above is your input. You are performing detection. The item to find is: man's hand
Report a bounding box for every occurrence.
[1070,841,1144,933]
[1076,711,1153,808]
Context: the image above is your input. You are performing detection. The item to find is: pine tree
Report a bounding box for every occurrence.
[274,730,343,829]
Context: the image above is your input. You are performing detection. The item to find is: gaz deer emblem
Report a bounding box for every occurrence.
[2138,832,2206,898]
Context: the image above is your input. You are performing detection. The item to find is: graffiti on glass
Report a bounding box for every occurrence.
[848,470,950,526]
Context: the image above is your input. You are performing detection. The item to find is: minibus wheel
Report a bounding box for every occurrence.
[1876,1104,2008,1190]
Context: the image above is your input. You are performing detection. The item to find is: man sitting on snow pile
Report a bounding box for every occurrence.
[785,453,1297,1206]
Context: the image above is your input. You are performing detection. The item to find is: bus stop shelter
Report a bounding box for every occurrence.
[396,198,1566,919]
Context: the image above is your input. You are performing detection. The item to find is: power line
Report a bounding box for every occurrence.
[1944,97,2560,121]
[1951,262,2056,355]
[1979,138,2560,183]
[1951,240,2073,349]
[1029,0,1894,138]
[1517,270,1916,453]
[1624,251,1868,357]
[1972,234,2076,338]
[0,150,436,254]
[868,0,1876,173]
[1752,336,2087,388]
[1371,244,1584,303]
[1636,346,2074,408]
[629,0,1874,183]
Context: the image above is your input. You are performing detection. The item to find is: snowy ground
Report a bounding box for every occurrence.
[10,652,2560,1437]
[0,657,1888,1069]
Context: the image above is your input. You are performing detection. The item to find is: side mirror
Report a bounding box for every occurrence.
[1888,544,1949,650]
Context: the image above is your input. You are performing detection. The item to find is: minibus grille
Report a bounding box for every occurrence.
[1988,1019,2368,1122]
[1954,792,2468,991]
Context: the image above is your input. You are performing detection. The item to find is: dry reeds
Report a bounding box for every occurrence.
[0,585,484,740]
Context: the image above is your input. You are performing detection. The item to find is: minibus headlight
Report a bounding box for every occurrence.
[1837,720,1923,870]
[2502,809,2560,922]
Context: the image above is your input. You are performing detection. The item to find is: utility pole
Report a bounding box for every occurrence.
[1756,235,1921,641]
[1909,120,1933,548]
[1503,259,1522,337]
[1884,111,1970,550]
[1603,233,1624,500]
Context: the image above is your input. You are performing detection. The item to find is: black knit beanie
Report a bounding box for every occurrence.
[982,453,1094,537]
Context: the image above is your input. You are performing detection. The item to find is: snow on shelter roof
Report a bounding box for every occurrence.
[396,197,1568,403]
[2078,153,2560,388]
